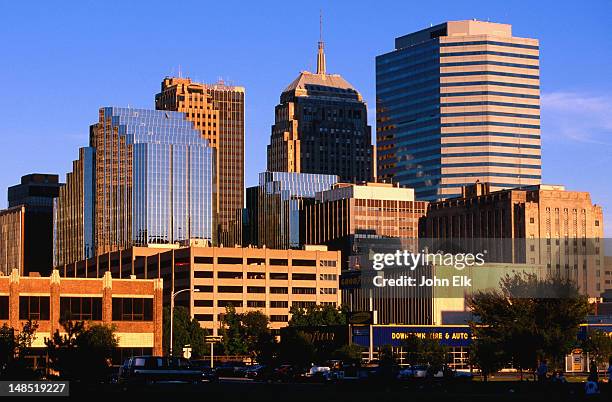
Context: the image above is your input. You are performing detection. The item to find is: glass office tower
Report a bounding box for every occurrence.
[376,20,541,201]
[54,107,213,266]
[255,171,338,249]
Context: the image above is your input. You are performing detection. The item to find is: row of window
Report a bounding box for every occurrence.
[194,300,319,309]
[192,285,338,295]
[194,272,337,281]
[1,296,153,322]
[193,256,336,267]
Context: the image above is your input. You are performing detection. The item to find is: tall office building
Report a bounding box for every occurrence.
[54,107,213,267]
[155,77,245,246]
[267,36,374,183]
[376,20,541,201]
[6,174,62,275]
[251,171,338,249]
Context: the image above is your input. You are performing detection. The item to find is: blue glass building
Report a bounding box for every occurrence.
[254,171,338,249]
[54,107,213,266]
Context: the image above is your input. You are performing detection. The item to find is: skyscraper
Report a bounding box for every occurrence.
[155,77,245,246]
[376,20,541,201]
[267,33,374,183]
[54,107,213,267]
[7,173,62,275]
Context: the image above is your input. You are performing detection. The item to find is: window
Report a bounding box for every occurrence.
[319,274,337,281]
[218,300,243,307]
[0,296,8,320]
[247,258,265,265]
[194,257,213,264]
[270,259,288,266]
[270,315,288,322]
[218,286,242,293]
[292,259,316,267]
[59,297,103,321]
[194,285,213,292]
[247,301,266,308]
[292,287,316,295]
[320,288,337,295]
[595,220,600,227]
[194,314,213,322]
[270,301,288,308]
[320,260,337,267]
[269,273,288,280]
[218,257,242,265]
[194,300,213,307]
[292,301,315,309]
[247,286,265,294]
[292,273,316,281]
[270,287,288,294]
[218,272,243,279]
[194,271,213,278]
[112,298,153,321]
[247,272,265,279]
[529,218,535,224]
[19,296,50,320]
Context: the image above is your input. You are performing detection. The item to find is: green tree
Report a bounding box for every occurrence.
[581,330,612,367]
[468,337,505,382]
[220,305,248,356]
[162,306,208,357]
[467,273,590,376]
[288,304,347,327]
[402,334,448,372]
[278,330,315,369]
[0,320,39,379]
[333,344,364,363]
[45,320,118,382]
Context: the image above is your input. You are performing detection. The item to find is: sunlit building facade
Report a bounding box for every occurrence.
[156,77,245,246]
[54,107,213,266]
[376,20,541,201]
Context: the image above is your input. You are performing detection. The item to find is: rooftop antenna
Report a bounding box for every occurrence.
[178,64,182,78]
[316,10,326,75]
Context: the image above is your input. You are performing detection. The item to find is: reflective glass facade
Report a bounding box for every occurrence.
[256,171,338,249]
[376,21,541,201]
[54,107,213,266]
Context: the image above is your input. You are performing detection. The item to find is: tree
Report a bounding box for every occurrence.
[333,344,364,363]
[162,306,208,357]
[45,320,118,382]
[402,334,448,373]
[219,306,276,361]
[581,330,612,367]
[220,305,248,356]
[0,320,39,379]
[467,273,590,377]
[468,337,505,382]
[288,304,347,327]
[278,330,315,369]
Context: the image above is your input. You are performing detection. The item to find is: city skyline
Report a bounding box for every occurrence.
[0,1,611,235]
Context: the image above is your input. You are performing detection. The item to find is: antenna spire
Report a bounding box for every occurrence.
[317,10,326,75]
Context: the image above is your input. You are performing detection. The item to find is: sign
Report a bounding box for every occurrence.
[205,335,222,343]
[183,345,192,359]
[348,311,374,325]
[353,325,472,348]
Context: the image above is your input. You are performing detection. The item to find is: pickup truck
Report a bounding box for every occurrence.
[118,356,202,385]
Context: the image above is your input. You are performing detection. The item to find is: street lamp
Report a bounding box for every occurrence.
[170,287,199,357]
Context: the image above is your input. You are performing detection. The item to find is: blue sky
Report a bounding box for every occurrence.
[0,0,611,236]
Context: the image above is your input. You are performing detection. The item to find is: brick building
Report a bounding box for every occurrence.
[0,269,163,361]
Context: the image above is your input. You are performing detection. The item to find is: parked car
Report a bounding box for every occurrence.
[189,360,218,382]
[397,365,429,379]
[245,364,266,380]
[118,356,202,385]
[214,362,247,378]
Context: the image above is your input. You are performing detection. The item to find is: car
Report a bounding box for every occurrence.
[118,356,202,385]
[214,362,247,378]
[189,359,218,382]
[397,365,429,379]
[245,364,266,380]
